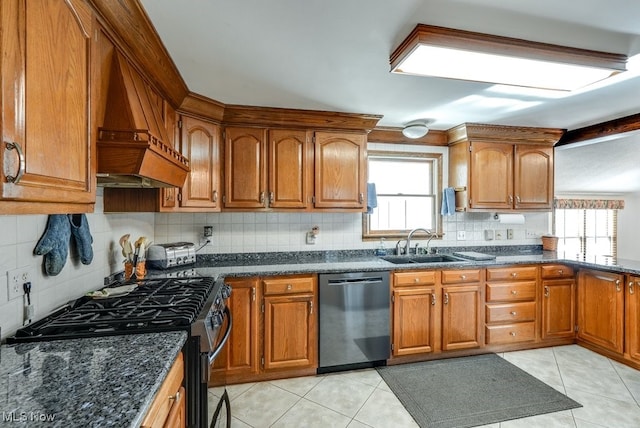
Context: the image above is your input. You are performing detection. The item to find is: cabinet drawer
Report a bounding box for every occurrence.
[541,264,574,279]
[394,271,437,286]
[486,302,536,323]
[486,282,536,302]
[486,266,537,281]
[441,269,481,284]
[263,276,315,295]
[141,352,184,428]
[486,322,535,344]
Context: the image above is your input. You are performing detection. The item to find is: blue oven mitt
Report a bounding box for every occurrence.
[34,214,71,276]
[69,214,93,265]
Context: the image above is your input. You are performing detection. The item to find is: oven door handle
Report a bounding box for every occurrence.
[209,307,232,365]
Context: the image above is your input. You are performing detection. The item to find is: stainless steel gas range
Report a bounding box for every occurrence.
[7,276,232,428]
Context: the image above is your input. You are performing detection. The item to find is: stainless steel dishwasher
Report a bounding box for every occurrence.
[318,271,390,372]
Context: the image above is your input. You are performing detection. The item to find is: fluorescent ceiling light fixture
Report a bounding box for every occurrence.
[391,24,627,91]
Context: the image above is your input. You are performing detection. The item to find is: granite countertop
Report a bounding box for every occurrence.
[0,331,187,428]
[183,249,640,279]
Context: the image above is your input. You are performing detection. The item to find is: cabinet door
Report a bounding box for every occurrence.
[263,293,317,371]
[179,116,221,209]
[441,284,482,351]
[1,0,95,210]
[224,127,267,208]
[577,270,624,353]
[541,279,575,340]
[627,275,640,362]
[469,142,513,210]
[514,145,553,210]
[268,129,311,209]
[210,278,259,381]
[314,131,366,209]
[392,287,437,356]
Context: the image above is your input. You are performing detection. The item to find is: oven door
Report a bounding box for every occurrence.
[205,307,232,428]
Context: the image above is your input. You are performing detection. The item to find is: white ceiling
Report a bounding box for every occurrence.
[140,0,640,194]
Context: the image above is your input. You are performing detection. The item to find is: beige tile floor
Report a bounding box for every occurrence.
[208,345,640,428]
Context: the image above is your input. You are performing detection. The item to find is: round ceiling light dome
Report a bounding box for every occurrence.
[402,121,430,139]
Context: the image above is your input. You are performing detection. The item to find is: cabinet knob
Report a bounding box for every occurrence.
[511,272,517,277]
[460,274,466,280]
[511,290,518,295]
[558,269,564,275]
[414,277,420,283]
[286,284,292,290]
[510,332,517,336]
[510,311,517,316]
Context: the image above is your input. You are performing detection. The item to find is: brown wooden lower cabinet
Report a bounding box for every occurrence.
[210,277,260,381]
[212,275,317,385]
[541,265,575,341]
[626,275,640,363]
[441,283,483,350]
[141,352,185,428]
[262,275,317,372]
[577,269,624,354]
[392,271,438,356]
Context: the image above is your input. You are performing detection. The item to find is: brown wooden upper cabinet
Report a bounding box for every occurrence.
[224,127,365,211]
[314,131,366,210]
[223,126,269,209]
[178,116,221,210]
[448,124,563,212]
[1,0,96,214]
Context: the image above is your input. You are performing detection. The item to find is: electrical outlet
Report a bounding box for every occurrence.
[507,229,514,239]
[525,230,537,238]
[7,268,30,301]
[495,231,504,240]
[456,231,466,241]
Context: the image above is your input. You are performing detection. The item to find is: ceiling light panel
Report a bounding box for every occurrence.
[391,24,627,91]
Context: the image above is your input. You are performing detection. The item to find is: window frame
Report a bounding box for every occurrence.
[552,206,618,261]
[362,150,443,241]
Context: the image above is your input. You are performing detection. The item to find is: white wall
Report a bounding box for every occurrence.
[0,189,154,339]
[618,192,640,260]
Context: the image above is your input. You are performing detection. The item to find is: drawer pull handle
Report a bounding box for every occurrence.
[511,272,517,277]
[511,290,517,295]
[510,332,516,336]
[544,286,550,297]
[615,279,621,292]
[414,278,420,283]
[558,269,563,275]
[460,275,466,280]
[510,311,517,316]
[169,390,181,401]
[286,284,292,290]
[444,293,449,305]
[630,281,635,295]
[431,294,436,306]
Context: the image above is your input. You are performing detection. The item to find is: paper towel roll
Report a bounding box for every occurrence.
[498,214,525,224]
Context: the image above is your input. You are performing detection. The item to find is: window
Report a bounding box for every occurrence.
[553,199,624,261]
[363,151,442,239]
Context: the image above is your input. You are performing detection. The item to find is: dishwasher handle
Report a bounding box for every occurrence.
[326,278,385,287]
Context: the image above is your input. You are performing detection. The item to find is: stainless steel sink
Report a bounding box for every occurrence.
[381,254,469,264]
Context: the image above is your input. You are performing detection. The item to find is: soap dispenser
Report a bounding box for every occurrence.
[375,238,387,256]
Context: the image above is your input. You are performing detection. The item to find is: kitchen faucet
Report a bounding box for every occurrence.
[406,228,437,255]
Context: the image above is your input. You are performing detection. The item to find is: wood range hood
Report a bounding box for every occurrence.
[97,53,189,188]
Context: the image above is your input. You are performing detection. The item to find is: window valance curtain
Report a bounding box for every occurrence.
[554,198,625,210]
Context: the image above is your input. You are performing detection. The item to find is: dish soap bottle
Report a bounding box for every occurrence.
[375,238,387,256]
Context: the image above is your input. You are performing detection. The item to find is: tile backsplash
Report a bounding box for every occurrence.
[154,211,550,254]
